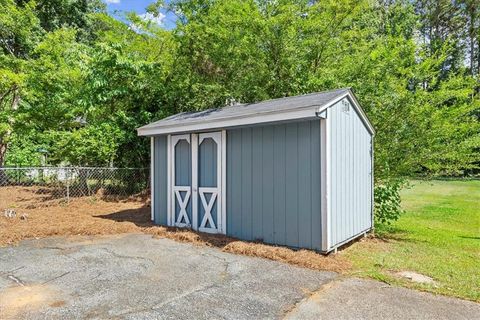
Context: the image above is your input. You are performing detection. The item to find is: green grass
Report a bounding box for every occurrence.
[343,180,480,302]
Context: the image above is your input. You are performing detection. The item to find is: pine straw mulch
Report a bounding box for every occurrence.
[1,186,350,273]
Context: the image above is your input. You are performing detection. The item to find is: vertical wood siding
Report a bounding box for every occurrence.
[329,99,373,247]
[226,120,322,250]
[153,135,168,225]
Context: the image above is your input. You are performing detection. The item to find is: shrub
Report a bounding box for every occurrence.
[374,179,405,225]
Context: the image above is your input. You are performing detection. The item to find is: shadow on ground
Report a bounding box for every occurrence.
[95,207,153,227]
[95,208,242,249]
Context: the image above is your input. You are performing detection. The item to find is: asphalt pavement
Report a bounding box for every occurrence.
[0,234,478,319]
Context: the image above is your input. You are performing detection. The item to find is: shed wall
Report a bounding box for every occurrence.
[329,99,373,248]
[226,120,322,250]
[153,135,168,225]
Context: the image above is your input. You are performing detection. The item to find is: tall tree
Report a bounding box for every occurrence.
[461,0,480,76]
[0,0,41,167]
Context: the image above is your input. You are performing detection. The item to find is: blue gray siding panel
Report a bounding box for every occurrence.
[153,135,168,225]
[285,123,299,247]
[227,130,242,238]
[226,120,322,250]
[251,127,263,241]
[297,123,312,248]
[273,124,286,245]
[241,129,253,240]
[310,121,322,250]
[261,127,275,243]
[329,99,373,248]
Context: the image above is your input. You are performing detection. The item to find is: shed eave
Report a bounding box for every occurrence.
[137,106,321,136]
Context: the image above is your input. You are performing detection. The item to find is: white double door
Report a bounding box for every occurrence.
[168,131,225,234]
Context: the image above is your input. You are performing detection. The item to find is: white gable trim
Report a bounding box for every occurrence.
[316,92,375,135]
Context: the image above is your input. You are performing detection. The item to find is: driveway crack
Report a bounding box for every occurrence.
[99,247,155,265]
[200,251,234,280]
[281,275,344,319]
[42,271,71,285]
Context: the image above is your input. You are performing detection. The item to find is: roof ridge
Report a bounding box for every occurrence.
[222,87,350,109]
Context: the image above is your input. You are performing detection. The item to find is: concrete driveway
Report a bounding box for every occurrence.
[0,234,478,319]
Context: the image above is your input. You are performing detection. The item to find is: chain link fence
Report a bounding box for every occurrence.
[0,167,150,205]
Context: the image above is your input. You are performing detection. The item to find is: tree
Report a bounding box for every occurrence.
[1,0,478,182]
[461,0,480,76]
[0,0,105,168]
[165,0,479,178]
[0,0,41,167]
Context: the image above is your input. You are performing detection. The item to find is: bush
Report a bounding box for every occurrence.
[374,179,405,225]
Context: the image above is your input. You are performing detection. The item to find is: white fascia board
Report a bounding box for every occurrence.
[316,91,375,136]
[137,107,319,136]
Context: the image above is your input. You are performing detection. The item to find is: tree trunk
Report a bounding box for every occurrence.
[0,142,8,186]
[468,1,476,75]
[0,86,19,185]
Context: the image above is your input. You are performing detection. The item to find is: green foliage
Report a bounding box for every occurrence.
[167,0,479,177]
[49,123,123,166]
[33,0,105,34]
[3,132,43,166]
[0,0,478,178]
[374,179,405,225]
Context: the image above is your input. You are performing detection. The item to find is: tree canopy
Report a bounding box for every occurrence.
[1,0,479,179]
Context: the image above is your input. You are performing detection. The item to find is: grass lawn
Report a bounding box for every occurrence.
[343,180,480,301]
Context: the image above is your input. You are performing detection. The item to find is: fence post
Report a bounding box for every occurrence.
[66,168,70,204]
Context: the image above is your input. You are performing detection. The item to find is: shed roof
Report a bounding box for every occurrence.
[137,88,374,136]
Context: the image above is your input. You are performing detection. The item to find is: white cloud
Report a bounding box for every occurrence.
[105,0,120,4]
[128,23,141,33]
[139,12,165,26]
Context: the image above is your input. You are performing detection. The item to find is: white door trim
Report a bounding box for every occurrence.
[150,137,155,221]
[174,186,191,227]
[198,188,218,232]
[197,131,224,234]
[191,133,199,231]
[169,134,191,228]
[167,135,171,226]
[221,130,227,234]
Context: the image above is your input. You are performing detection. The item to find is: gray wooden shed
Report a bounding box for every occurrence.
[137,88,374,253]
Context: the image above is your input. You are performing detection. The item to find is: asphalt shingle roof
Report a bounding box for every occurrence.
[139,88,350,131]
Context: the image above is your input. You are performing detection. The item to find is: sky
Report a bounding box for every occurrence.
[103,0,177,30]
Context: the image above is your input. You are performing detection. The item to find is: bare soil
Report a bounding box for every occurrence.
[1,186,350,273]
[0,284,63,319]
